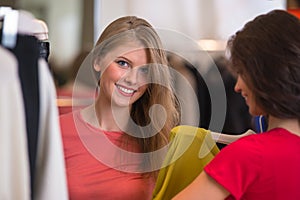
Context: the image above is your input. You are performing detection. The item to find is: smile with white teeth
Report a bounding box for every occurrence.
[241,93,248,102]
[116,84,136,94]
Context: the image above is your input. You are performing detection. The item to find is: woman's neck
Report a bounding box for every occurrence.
[81,99,130,132]
[267,115,300,136]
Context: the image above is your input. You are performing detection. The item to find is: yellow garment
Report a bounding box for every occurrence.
[152,125,220,200]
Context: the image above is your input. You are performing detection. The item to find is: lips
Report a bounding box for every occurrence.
[115,83,137,96]
[241,93,248,104]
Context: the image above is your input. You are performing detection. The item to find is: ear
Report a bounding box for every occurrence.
[93,60,101,72]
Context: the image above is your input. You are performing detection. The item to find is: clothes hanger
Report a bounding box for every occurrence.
[32,19,49,41]
[0,7,49,48]
[1,6,50,61]
[32,19,50,61]
[210,129,255,145]
[0,7,18,48]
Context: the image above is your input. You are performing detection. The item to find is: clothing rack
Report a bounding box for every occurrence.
[0,7,68,200]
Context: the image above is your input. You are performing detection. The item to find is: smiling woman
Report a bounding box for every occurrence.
[59,16,180,200]
[95,47,149,107]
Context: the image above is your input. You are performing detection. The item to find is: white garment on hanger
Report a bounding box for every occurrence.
[210,129,255,145]
[34,58,69,200]
[1,8,48,48]
[0,46,30,200]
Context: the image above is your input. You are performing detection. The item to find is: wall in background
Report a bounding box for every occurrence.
[12,0,286,68]
[17,0,83,68]
[96,0,285,41]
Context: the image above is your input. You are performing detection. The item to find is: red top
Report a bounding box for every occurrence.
[205,128,300,200]
[288,8,300,19]
[60,110,155,200]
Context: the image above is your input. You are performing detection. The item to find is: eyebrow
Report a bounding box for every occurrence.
[116,56,132,65]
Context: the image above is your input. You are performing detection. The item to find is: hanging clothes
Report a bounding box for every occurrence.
[9,33,40,196]
[0,46,31,200]
[0,8,68,200]
[34,58,68,199]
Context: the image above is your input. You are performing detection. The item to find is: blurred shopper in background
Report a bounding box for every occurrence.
[206,56,253,149]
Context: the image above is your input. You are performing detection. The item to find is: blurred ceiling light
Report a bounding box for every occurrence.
[197,39,227,51]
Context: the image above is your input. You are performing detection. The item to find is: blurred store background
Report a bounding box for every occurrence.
[1,0,299,138]
[1,0,291,68]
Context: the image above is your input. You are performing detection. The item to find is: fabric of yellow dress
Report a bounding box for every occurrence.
[152,125,220,200]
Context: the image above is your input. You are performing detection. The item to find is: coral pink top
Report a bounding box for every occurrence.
[60,110,155,200]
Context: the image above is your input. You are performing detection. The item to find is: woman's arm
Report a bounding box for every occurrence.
[172,171,229,200]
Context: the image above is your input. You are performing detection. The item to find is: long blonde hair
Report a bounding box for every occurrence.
[93,16,180,176]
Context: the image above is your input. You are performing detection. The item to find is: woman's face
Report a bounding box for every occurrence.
[95,44,149,108]
[234,74,264,116]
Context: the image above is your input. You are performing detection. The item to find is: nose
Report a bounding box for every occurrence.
[234,76,241,93]
[124,68,138,85]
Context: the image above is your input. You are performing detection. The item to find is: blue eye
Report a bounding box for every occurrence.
[139,67,149,74]
[116,60,129,68]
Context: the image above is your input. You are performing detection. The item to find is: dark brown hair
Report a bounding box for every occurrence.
[227,9,300,119]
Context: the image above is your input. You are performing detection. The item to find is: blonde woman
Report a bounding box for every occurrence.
[60,16,179,199]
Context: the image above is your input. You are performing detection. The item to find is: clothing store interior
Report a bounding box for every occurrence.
[1,0,300,199]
